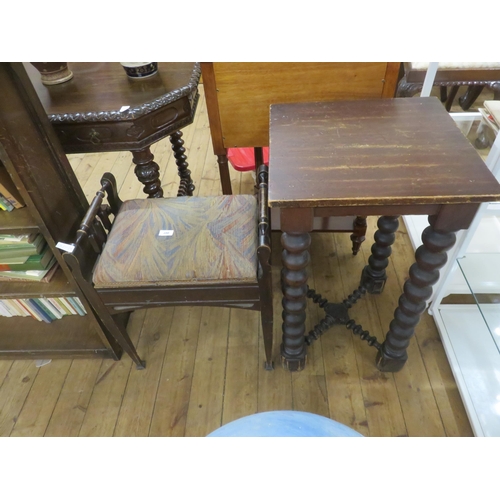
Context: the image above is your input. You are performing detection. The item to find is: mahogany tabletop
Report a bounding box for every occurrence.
[268,97,500,209]
[21,62,200,155]
[24,62,199,116]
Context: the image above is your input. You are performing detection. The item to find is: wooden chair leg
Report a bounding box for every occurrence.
[217,153,233,195]
[439,86,447,102]
[261,305,274,371]
[350,216,367,255]
[459,84,485,110]
[445,85,460,111]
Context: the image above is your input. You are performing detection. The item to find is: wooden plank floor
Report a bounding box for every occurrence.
[0,84,475,437]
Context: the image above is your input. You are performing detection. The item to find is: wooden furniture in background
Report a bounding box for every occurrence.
[397,62,500,111]
[63,165,274,369]
[0,62,131,361]
[202,62,400,195]
[201,62,400,255]
[24,62,201,198]
[269,97,500,371]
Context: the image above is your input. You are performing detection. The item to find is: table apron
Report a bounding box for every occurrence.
[51,93,198,154]
[277,203,481,234]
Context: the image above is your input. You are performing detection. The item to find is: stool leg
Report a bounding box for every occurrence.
[445,85,460,111]
[280,231,311,371]
[376,220,456,372]
[132,147,163,198]
[360,216,399,294]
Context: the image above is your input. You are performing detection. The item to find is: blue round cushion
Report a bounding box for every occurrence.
[207,411,363,437]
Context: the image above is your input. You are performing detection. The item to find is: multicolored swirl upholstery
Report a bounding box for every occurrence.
[93,195,258,288]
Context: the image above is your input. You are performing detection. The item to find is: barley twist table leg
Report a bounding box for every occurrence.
[361,215,399,294]
[376,218,457,372]
[169,131,195,196]
[280,231,311,371]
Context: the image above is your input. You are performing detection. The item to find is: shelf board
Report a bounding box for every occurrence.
[435,304,500,437]
[0,206,38,232]
[0,266,75,299]
[0,314,112,359]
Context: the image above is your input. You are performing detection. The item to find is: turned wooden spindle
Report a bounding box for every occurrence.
[280,232,311,371]
[376,219,457,372]
[169,131,195,196]
[132,147,163,198]
[351,216,368,256]
[361,215,400,294]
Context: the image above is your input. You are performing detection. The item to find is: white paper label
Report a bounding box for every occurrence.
[158,230,174,237]
[56,242,76,253]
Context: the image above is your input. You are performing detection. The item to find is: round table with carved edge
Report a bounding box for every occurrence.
[25,62,201,198]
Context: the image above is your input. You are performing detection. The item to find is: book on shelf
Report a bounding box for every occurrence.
[0,244,54,271]
[0,233,59,282]
[36,298,62,321]
[0,163,24,209]
[484,100,500,128]
[59,297,78,315]
[0,258,58,282]
[26,298,52,323]
[0,301,13,317]
[0,255,31,265]
[0,195,14,212]
[67,296,87,315]
[0,233,39,246]
[0,233,45,260]
[0,297,87,322]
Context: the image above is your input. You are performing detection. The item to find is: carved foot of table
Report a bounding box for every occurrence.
[280,231,311,371]
[169,131,195,196]
[376,218,457,372]
[132,147,163,198]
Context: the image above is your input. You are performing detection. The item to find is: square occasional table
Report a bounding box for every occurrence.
[269,97,500,372]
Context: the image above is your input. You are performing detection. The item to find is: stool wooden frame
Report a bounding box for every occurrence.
[62,165,274,369]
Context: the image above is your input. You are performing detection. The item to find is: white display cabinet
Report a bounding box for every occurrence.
[405,111,500,436]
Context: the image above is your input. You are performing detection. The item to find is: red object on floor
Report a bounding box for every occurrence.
[227,147,269,171]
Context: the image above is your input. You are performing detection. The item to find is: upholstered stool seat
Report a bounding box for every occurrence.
[64,169,273,370]
[93,195,258,288]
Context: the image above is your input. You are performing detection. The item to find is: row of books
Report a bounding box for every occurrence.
[0,164,24,211]
[0,297,87,323]
[0,232,58,282]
